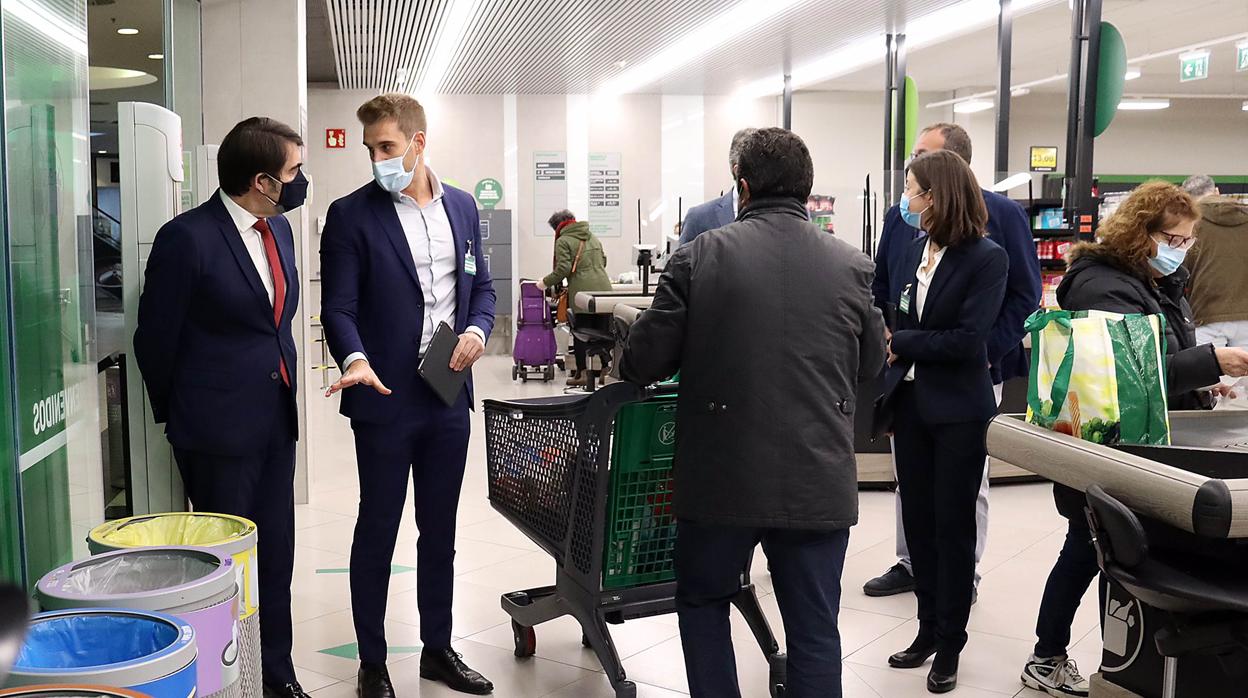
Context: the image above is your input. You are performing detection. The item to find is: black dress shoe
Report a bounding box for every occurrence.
[927,668,958,693]
[263,682,311,698]
[357,662,396,698]
[419,647,494,695]
[888,639,938,669]
[864,563,916,597]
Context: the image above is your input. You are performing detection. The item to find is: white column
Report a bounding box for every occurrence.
[661,95,705,244]
[201,0,311,504]
[565,94,590,218]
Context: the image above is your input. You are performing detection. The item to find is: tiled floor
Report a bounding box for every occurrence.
[294,356,1102,697]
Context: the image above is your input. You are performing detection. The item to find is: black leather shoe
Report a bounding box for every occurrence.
[419,648,494,695]
[888,639,938,669]
[263,682,311,698]
[927,668,958,693]
[357,662,396,698]
[864,563,916,597]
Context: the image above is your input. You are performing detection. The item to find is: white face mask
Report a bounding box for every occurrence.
[371,134,418,193]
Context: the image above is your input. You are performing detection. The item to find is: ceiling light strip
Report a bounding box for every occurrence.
[416,0,480,94]
[4,0,89,56]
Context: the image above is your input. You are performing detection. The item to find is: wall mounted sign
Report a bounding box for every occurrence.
[325,128,347,148]
[533,151,567,237]
[1180,52,1209,82]
[474,178,503,209]
[1030,146,1059,173]
[588,152,622,238]
[1237,43,1248,72]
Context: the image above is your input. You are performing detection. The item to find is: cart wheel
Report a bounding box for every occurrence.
[613,681,637,698]
[512,621,536,658]
[512,365,519,381]
[581,633,592,648]
[768,653,787,698]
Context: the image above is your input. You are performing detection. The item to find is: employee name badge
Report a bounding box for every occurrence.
[464,240,477,276]
[899,284,913,315]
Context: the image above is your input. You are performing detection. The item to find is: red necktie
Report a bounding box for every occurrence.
[254,218,290,387]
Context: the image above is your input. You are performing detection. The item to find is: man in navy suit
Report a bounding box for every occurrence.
[135,117,310,698]
[864,122,1042,599]
[678,128,756,246]
[320,94,496,697]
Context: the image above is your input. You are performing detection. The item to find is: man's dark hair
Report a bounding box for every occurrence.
[218,117,303,196]
[920,122,973,165]
[908,150,987,248]
[735,127,814,202]
[728,127,757,171]
[547,209,576,231]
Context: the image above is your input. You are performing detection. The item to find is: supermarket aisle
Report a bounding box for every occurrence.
[292,355,1100,697]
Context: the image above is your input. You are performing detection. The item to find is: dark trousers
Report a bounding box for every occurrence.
[892,384,987,659]
[675,520,850,698]
[173,399,297,686]
[570,312,609,372]
[349,386,470,663]
[1035,515,1101,658]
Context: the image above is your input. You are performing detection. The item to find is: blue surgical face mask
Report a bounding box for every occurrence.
[899,192,930,229]
[372,134,418,193]
[1149,240,1188,276]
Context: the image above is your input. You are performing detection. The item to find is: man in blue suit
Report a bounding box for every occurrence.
[864,122,1041,599]
[135,117,310,698]
[321,94,496,697]
[678,128,756,246]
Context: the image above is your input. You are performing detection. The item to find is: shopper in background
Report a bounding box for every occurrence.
[537,210,612,386]
[1185,190,1248,359]
[320,93,496,697]
[622,128,886,698]
[1182,173,1220,200]
[677,127,756,246]
[877,150,1007,694]
[1021,181,1248,698]
[134,117,309,698]
[866,122,1041,599]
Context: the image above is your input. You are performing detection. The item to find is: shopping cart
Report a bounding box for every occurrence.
[484,382,785,698]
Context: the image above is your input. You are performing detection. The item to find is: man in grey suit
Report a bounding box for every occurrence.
[677,128,755,246]
[622,128,886,698]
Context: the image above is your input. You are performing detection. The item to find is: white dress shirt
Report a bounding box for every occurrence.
[904,240,947,382]
[341,168,484,370]
[220,190,276,306]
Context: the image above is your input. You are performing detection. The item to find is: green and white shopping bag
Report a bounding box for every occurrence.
[1025,309,1170,445]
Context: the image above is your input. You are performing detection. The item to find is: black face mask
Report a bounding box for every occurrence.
[263,170,309,213]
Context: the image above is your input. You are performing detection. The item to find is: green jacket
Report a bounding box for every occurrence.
[543,222,612,301]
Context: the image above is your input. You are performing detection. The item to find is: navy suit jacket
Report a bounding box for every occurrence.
[881,235,1009,425]
[873,189,1040,383]
[678,191,735,246]
[134,191,300,456]
[320,181,496,424]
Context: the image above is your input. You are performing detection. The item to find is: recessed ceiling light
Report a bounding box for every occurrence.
[116,27,139,35]
[148,53,164,60]
[1118,98,1170,111]
[97,150,107,154]
[1124,67,1141,80]
[953,99,994,114]
[1242,100,1248,112]
[1011,87,1031,97]
[613,60,628,69]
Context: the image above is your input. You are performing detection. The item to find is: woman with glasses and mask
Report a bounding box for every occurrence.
[1019,181,1248,698]
[876,150,1008,694]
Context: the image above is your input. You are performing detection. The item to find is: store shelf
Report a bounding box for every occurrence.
[1033,228,1074,237]
[1040,259,1068,270]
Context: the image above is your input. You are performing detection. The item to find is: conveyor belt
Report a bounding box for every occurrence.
[574,292,654,314]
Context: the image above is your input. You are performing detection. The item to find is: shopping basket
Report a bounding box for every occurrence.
[484,381,785,698]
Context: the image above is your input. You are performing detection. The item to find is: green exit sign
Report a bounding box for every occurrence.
[1237,44,1248,72]
[1180,52,1209,82]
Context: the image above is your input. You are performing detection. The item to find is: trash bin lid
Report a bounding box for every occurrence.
[36,547,235,613]
[8,609,195,688]
[0,686,150,697]
[88,513,257,557]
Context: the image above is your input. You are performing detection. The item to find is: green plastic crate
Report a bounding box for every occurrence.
[603,397,679,590]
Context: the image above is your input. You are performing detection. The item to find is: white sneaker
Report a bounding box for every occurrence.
[1021,654,1091,697]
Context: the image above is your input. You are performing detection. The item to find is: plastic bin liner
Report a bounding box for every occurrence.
[91,516,246,549]
[15,615,179,669]
[61,553,220,596]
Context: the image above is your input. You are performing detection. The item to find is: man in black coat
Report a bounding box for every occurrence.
[621,128,886,698]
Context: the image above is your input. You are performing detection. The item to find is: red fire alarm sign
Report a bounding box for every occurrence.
[325,128,346,148]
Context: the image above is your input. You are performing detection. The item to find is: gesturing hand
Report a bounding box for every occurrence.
[1215,347,1248,378]
[326,359,392,397]
[450,333,486,372]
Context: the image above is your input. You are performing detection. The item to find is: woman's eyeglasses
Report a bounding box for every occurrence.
[1155,231,1198,251]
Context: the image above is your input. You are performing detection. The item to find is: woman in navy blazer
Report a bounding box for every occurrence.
[878,151,1008,693]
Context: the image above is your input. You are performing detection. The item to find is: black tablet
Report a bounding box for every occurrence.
[417,322,468,407]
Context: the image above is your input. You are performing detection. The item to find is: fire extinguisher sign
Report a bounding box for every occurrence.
[325,128,347,149]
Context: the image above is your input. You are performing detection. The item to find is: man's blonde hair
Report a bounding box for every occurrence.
[356,93,427,137]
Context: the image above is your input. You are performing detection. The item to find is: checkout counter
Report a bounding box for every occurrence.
[988,410,1248,698]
